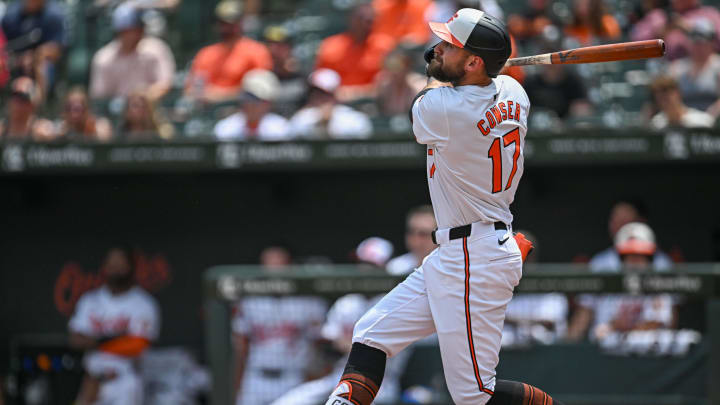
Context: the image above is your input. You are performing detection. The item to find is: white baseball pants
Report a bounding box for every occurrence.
[353,222,523,405]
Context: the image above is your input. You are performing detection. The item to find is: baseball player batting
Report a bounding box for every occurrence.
[324,8,561,405]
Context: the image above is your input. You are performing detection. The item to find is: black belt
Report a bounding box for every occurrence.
[431,222,507,244]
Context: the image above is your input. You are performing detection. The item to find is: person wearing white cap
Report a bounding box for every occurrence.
[356,237,394,268]
[323,8,566,405]
[589,201,673,272]
[214,69,293,141]
[89,3,175,102]
[568,222,677,343]
[289,69,373,139]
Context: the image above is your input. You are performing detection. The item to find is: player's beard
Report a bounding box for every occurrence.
[427,58,465,86]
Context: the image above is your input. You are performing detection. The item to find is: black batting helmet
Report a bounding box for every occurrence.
[428,9,511,78]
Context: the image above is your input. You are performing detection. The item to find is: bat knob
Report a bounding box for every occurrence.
[659,39,666,56]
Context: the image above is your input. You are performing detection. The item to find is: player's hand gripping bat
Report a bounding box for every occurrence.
[505,39,665,67]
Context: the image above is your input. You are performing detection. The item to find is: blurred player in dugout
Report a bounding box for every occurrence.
[231,246,327,405]
[386,205,437,276]
[568,222,677,342]
[270,294,409,405]
[68,247,161,405]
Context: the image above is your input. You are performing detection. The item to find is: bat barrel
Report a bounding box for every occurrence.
[549,39,666,65]
[504,39,666,67]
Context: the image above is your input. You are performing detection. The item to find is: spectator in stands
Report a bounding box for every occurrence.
[649,75,715,129]
[315,4,395,100]
[231,246,327,405]
[371,0,434,46]
[524,62,592,119]
[69,246,160,405]
[2,0,66,100]
[118,91,174,141]
[567,223,677,342]
[432,0,504,22]
[669,20,720,116]
[89,4,175,102]
[214,69,292,141]
[186,0,272,102]
[589,200,673,271]
[630,0,720,60]
[507,0,560,44]
[263,25,306,116]
[0,76,54,140]
[376,46,427,117]
[93,0,181,10]
[54,87,113,142]
[386,205,436,276]
[564,0,621,46]
[290,69,373,139]
[503,231,569,346]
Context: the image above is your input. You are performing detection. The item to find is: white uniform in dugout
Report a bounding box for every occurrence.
[69,286,160,405]
[232,296,327,405]
[351,75,530,404]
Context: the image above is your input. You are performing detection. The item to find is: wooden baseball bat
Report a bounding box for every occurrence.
[505,39,665,67]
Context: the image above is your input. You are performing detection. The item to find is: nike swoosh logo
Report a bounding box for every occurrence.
[498,236,509,245]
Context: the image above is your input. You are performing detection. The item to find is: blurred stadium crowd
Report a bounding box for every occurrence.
[1,0,720,142]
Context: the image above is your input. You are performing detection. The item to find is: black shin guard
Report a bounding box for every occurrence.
[333,343,387,405]
[487,380,566,405]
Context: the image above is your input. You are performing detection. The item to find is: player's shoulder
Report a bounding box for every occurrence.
[127,286,159,308]
[495,75,530,102]
[414,85,451,107]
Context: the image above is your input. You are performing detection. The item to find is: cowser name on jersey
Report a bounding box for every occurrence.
[476,100,522,135]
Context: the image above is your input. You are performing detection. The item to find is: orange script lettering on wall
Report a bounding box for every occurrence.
[53,251,172,317]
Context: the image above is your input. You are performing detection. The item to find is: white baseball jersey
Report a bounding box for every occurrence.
[69,285,160,343]
[232,296,327,405]
[412,75,529,228]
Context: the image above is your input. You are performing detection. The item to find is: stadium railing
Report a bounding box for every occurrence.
[204,264,720,405]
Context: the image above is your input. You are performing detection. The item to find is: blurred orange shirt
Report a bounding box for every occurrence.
[565,15,621,45]
[316,33,396,86]
[189,37,272,89]
[372,0,433,45]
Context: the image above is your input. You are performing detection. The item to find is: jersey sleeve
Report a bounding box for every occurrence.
[68,294,95,336]
[411,87,450,149]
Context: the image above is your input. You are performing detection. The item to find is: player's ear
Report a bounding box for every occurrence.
[465,55,484,73]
